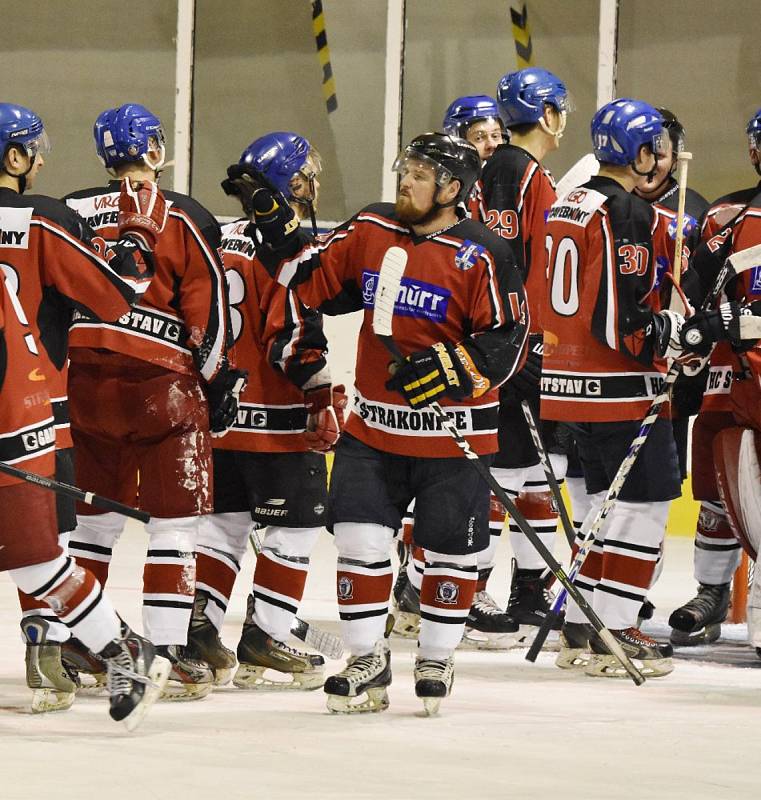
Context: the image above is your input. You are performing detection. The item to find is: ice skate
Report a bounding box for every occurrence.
[234,621,325,691]
[668,583,730,646]
[637,599,656,629]
[555,622,594,670]
[155,644,214,701]
[587,627,674,678]
[61,637,108,691]
[324,640,391,714]
[460,590,520,650]
[21,616,78,713]
[389,573,421,639]
[414,655,454,716]
[186,590,236,685]
[506,561,561,646]
[101,623,170,732]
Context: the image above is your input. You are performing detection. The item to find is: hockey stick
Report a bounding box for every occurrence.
[0,460,150,522]
[528,241,761,660]
[554,153,599,198]
[373,246,646,686]
[520,399,575,548]
[671,151,693,289]
[247,529,344,660]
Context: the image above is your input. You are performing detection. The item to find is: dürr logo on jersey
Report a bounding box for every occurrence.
[454,240,484,271]
[362,270,450,323]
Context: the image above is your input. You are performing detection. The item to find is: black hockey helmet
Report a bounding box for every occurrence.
[394,132,481,205]
[656,107,685,154]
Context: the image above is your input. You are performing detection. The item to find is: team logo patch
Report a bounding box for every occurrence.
[314,503,325,516]
[337,576,354,600]
[435,580,460,605]
[454,240,484,271]
[667,213,697,240]
[362,270,450,322]
[750,266,761,296]
[654,255,669,289]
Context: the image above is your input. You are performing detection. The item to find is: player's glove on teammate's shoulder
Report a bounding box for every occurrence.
[680,301,761,355]
[386,341,490,409]
[118,178,168,253]
[206,367,248,437]
[303,384,348,452]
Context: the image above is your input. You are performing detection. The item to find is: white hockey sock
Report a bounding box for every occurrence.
[252,525,321,643]
[11,555,120,655]
[565,491,606,625]
[405,544,425,591]
[335,523,394,656]
[68,512,126,587]
[19,532,71,643]
[418,550,478,660]
[195,512,250,631]
[142,516,199,646]
[693,501,742,585]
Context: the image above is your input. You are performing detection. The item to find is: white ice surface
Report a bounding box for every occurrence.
[0,529,757,800]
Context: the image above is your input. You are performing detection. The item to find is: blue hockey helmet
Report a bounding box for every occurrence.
[238,132,321,200]
[0,103,50,161]
[591,99,666,166]
[442,95,503,138]
[496,67,571,127]
[747,107,761,149]
[94,103,166,172]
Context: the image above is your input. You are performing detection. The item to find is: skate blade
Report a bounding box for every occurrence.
[421,696,443,716]
[391,611,420,639]
[585,654,674,679]
[76,673,108,693]
[233,664,324,691]
[459,629,521,651]
[514,624,561,650]
[123,656,171,733]
[326,686,389,714]
[669,623,721,647]
[160,676,213,702]
[211,667,233,687]
[555,646,591,670]
[30,688,75,713]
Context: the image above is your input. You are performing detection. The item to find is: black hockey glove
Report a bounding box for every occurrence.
[507,333,543,401]
[680,301,761,356]
[386,342,475,409]
[221,163,297,248]
[206,368,248,437]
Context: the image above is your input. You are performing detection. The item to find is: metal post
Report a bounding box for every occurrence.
[173,0,196,194]
[596,0,619,108]
[381,0,406,203]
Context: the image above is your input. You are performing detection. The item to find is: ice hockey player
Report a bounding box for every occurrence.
[0,105,170,728]
[442,94,505,220]
[63,103,243,701]
[392,96,509,648]
[186,132,346,689]
[239,132,528,714]
[542,98,702,678]
[476,67,573,645]
[669,107,761,646]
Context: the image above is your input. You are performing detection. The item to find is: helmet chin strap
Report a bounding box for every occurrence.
[2,150,35,194]
[539,111,567,142]
[631,150,659,183]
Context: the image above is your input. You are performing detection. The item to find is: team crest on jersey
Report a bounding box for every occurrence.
[666,213,697,240]
[362,270,450,323]
[337,576,354,600]
[435,580,459,605]
[454,240,484,271]
[750,266,761,296]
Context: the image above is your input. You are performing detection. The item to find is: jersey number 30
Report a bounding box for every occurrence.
[546,235,579,316]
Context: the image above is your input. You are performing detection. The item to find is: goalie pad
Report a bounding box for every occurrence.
[713,427,760,560]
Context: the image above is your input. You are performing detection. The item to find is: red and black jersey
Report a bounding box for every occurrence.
[217,219,328,453]
[481,143,556,329]
[0,277,56,486]
[541,176,676,423]
[0,187,141,449]
[65,181,230,383]
[258,202,529,458]
[465,179,487,223]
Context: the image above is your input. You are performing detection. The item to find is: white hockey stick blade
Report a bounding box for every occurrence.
[554,153,599,198]
[727,242,761,275]
[372,246,408,336]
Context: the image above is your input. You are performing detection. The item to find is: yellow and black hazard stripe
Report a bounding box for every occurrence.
[311,0,337,113]
[510,3,534,69]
